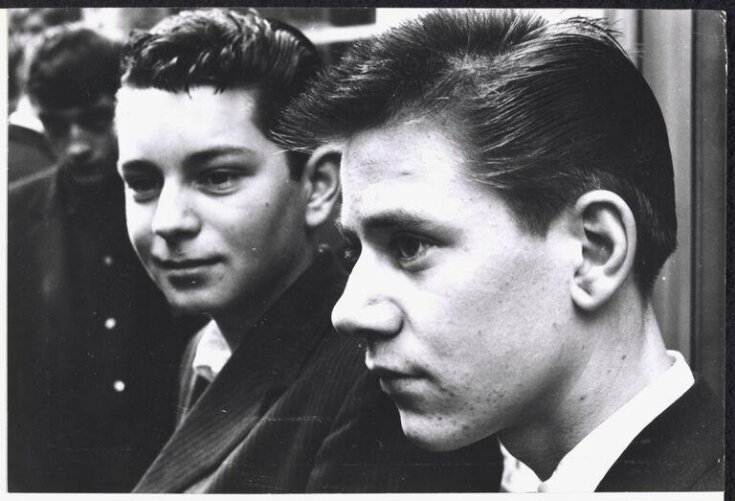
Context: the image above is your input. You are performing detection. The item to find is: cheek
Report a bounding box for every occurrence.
[101,137,119,159]
[213,208,258,253]
[47,135,68,156]
[104,135,118,152]
[420,255,550,373]
[234,193,302,249]
[125,204,153,254]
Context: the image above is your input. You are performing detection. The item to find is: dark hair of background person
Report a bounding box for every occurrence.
[25,24,123,109]
[276,10,677,295]
[10,7,83,37]
[120,8,321,178]
[9,8,84,113]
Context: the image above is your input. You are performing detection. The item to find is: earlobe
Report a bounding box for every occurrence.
[302,144,342,229]
[569,190,637,311]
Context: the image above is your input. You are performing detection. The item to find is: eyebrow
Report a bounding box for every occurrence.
[119,159,156,174]
[338,209,453,240]
[40,103,114,118]
[119,146,260,173]
[183,146,260,169]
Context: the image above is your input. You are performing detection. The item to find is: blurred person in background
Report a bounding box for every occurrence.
[116,8,502,493]
[280,10,723,492]
[8,8,82,182]
[8,24,199,492]
[9,7,83,117]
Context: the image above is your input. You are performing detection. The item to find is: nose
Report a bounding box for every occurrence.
[65,124,92,163]
[151,182,201,241]
[331,256,402,339]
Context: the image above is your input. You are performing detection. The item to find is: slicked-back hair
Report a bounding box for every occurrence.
[120,8,321,178]
[26,24,122,109]
[277,10,676,295]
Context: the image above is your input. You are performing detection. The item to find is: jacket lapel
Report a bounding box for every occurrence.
[596,378,723,491]
[135,250,346,492]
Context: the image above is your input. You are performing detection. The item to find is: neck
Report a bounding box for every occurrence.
[211,244,317,351]
[500,290,671,480]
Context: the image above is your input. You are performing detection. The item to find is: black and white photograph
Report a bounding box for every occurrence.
[3,6,727,496]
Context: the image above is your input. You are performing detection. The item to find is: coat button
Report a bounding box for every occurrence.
[113,380,126,392]
[103,255,114,266]
[104,317,117,330]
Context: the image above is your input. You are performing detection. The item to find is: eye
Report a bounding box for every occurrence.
[123,175,162,203]
[78,108,114,133]
[195,169,243,194]
[39,115,69,137]
[341,240,362,271]
[392,234,433,263]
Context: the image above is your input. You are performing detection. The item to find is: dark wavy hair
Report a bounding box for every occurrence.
[121,8,321,177]
[277,10,676,295]
[25,24,122,108]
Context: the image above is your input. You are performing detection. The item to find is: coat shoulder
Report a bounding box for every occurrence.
[598,378,724,492]
[8,166,58,226]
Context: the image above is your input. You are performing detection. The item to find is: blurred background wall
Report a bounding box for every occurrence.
[8,7,726,403]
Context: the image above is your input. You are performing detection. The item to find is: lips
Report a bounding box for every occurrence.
[368,362,419,387]
[369,366,414,380]
[152,256,222,270]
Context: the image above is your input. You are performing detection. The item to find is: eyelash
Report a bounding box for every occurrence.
[125,176,161,203]
[341,233,435,274]
[194,169,243,193]
[342,238,361,270]
[390,234,434,264]
[123,168,244,202]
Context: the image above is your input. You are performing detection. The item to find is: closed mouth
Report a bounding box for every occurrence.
[371,368,423,399]
[369,366,420,381]
[152,256,221,270]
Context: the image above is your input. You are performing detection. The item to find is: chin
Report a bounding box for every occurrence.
[159,289,221,315]
[398,409,482,452]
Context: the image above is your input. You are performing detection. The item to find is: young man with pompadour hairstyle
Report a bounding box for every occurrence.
[277,9,724,492]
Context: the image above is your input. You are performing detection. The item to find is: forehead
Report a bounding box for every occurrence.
[340,120,493,230]
[343,119,465,179]
[116,86,256,136]
[36,94,114,117]
[115,86,276,166]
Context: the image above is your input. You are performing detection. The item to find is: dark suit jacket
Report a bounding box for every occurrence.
[8,167,194,492]
[597,378,724,491]
[8,123,56,183]
[135,250,503,493]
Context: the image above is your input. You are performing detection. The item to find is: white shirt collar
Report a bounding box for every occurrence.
[501,350,694,493]
[191,320,232,382]
[9,95,45,133]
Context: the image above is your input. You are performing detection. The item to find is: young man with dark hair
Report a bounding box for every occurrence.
[116,8,501,493]
[8,25,195,492]
[278,10,723,492]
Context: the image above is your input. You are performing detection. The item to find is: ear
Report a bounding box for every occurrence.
[569,190,637,311]
[301,144,342,229]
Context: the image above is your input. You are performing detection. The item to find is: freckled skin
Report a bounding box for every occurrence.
[332,120,585,452]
